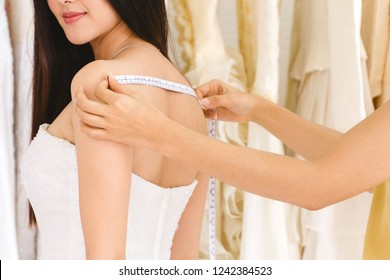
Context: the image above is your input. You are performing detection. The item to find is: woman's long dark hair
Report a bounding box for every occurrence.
[30,0,169,226]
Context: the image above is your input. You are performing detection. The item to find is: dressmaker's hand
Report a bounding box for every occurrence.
[75,75,168,149]
[195,79,259,123]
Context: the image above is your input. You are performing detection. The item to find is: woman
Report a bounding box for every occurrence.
[75,79,390,259]
[20,0,208,260]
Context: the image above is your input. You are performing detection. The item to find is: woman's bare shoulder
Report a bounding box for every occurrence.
[70,60,114,100]
[70,48,185,98]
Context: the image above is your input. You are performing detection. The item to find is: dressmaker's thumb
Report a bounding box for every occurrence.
[200,95,227,110]
[107,74,127,95]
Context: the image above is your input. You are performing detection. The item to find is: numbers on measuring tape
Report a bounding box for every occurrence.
[208,118,217,260]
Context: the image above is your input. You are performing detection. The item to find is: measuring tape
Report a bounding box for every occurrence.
[208,114,217,260]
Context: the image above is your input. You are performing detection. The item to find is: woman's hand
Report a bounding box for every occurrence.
[75,75,169,149]
[195,79,260,123]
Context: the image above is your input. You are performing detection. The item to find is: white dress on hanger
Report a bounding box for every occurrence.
[20,76,198,260]
[0,0,18,260]
[289,0,373,259]
[240,0,301,260]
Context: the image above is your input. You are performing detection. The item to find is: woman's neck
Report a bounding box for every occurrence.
[90,22,143,60]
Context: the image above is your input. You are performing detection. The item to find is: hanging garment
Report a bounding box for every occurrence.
[169,0,195,73]
[0,0,18,260]
[288,0,373,259]
[239,0,301,260]
[171,0,247,259]
[7,0,36,259]
[361,0,390,102]
[363,181,390,259]
[379,40,390,107]
[361,0,390,108]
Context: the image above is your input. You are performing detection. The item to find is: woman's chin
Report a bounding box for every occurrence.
[68,39,90,46]
[65,34,91,46]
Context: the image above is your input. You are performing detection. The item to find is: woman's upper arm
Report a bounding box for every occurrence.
[71,62,133,259]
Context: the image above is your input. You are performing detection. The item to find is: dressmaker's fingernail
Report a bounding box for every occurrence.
[200,98,210,107]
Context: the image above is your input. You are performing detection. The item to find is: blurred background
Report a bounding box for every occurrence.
[2,0,386,260]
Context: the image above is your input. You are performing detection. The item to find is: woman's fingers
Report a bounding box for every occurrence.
[80,122,111,141]
[195,79,226,99]
[203,109,218,120]
[76,87,107,116]
[76,105,106,129]
[200,95,232,110]
[107,74,137,97]
[95,79,119,104]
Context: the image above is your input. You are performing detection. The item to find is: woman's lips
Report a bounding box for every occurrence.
[62,12,86,24]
